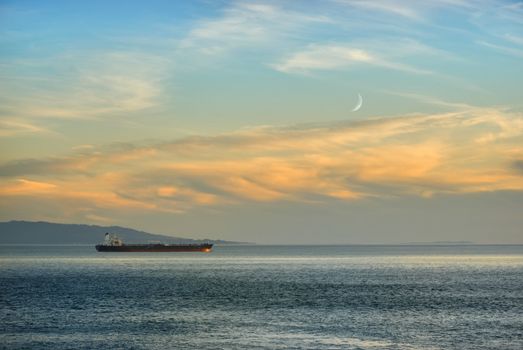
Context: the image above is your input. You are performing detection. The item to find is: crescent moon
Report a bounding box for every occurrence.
[352,93,363,112]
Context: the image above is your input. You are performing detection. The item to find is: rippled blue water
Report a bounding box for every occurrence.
[1,245,522,349]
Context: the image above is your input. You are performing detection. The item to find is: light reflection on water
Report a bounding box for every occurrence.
[1,245,522,349]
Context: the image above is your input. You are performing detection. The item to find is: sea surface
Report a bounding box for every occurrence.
[1,245,522,349]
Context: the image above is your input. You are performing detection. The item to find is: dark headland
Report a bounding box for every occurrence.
[0,221,246,245]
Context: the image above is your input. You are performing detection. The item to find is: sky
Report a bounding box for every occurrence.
[1,0,523,244]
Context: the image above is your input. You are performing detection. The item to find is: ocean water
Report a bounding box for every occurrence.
[1,245,522,350]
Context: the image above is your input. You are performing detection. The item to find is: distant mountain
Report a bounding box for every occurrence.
[0,221,243,245]
[403,240,474,245]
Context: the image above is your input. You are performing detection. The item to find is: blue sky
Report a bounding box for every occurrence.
[1,1,523,243]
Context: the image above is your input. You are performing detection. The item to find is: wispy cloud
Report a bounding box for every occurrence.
[340,0,423,21]
[504,34,523,46]
[272,40,438,75]
[477,40,523,58]
[0,119,50,137]
[272,44,375,73]
[181,2,331,55]
[0,50,168,124]
[336,0,483,23]
[382,91,476,110]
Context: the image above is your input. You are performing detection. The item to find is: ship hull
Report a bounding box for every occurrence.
[95,243,213,252]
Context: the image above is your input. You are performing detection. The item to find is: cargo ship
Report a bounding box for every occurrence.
[95,233,213,252]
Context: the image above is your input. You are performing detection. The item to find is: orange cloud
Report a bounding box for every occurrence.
[1,108,523,221]
[0,179,57,195]
[355,143,444,181]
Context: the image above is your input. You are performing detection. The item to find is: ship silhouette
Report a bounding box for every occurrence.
[95,233,213,252]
